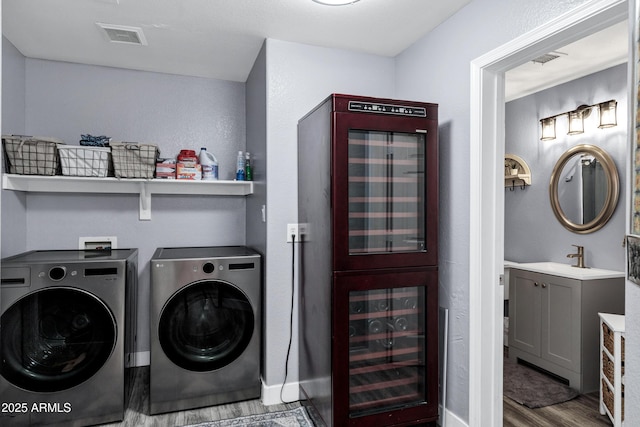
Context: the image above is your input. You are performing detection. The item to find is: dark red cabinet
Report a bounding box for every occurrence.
[298,94,438,426]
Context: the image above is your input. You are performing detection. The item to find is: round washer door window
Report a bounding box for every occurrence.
[1,288,117,393]
[159,280,254,372]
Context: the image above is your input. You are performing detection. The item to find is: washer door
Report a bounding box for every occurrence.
[159,280,254,372]
[1,288,117,392]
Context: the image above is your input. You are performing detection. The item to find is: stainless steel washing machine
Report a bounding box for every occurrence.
[0,249,138,426]
[150,246,261,415]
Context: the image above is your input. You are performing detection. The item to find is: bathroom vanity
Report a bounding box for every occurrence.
[508,262,624,393]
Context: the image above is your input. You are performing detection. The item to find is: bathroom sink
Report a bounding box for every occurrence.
[513,262,624,280]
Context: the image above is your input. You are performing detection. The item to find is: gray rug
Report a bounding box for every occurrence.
[504,357,579,408]
[184,407,314,427]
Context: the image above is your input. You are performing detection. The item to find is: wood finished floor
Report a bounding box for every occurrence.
[97,364,612,426]
[502,346,612,427]
[503,392,612,427]
[98,366,301,427]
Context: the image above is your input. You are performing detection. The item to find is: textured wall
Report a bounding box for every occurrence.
[8,58,247,357]
[394,0,595,421]
[505,64,627,271]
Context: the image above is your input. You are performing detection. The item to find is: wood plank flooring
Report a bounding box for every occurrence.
[504,392,612,427]
[99,364,612,426]
[99,367,301,427]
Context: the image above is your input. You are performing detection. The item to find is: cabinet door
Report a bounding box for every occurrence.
[509,270,541,356]
[333,269,438,426]
[332,112,438,271]
[541,275,581,371]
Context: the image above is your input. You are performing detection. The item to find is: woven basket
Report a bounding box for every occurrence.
[603,322,614,354]
[3,135,64,175]
[110,142,158,178]
[602,351,615,384]
[602,379,624,421]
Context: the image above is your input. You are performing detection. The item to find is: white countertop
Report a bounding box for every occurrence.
[510,261,624,280]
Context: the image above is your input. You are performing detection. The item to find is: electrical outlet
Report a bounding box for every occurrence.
[286,223,300,242]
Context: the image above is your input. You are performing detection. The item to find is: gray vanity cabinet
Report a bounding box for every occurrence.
[508,268,624,393]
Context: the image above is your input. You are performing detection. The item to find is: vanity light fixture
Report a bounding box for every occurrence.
[312,0,360,5]
[539,99,617,141]
[598,100,617,128]
[540,117,556,141]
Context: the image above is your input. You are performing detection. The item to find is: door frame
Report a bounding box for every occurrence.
[468,0,628,425]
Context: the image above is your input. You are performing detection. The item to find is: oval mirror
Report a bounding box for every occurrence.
[549,144,619,234]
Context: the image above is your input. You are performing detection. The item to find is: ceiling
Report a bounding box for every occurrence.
[2,0,629,99]
[505,20,628,102]
[2,0,472,82]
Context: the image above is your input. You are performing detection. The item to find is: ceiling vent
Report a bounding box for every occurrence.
[96,23,147,45]
[531,51,566,65]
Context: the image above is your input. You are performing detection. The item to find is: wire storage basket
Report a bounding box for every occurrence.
[110,142,159,178]
[2,135,64,175]
[58,145,112,177]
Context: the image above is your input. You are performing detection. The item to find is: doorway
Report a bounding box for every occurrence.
[468,0,629,425]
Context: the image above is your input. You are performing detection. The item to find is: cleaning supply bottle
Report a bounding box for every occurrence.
[236,151,245,181]
[199,147,218,180]
[244,151,253,181]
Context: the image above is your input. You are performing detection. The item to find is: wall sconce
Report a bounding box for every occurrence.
[598,100,617,128]
[539,99,617,140]
[540,117,556,140]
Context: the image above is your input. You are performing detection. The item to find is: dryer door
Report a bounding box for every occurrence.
[159,280,254,372]
[1,288,117,392]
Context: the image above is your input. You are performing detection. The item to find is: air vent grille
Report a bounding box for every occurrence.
[96,23,147,45]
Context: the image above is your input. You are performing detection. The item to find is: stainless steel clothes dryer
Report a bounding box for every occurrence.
[0,249,138,427]
[150,246,262,415]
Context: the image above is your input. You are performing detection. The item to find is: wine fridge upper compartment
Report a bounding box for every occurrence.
[331,95,438,271]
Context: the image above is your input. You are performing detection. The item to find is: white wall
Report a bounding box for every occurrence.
[505,64,627,270]
[394,0,595,422]
[260,38,395,400]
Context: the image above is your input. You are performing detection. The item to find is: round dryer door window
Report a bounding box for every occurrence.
[159,280,254,372]
[1,288,117,392]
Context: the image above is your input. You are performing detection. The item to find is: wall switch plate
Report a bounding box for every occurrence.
[287,223,300,243]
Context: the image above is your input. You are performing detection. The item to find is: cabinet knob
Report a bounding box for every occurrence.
[534,282,539,287]
[541,283,547,289]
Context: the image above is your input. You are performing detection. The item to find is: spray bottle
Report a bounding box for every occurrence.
[236,151,245,181]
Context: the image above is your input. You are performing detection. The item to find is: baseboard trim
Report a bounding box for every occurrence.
[441,406,468,427]
[261,379,300,406]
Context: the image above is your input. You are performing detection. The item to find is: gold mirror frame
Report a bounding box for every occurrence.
[549,144,619,234]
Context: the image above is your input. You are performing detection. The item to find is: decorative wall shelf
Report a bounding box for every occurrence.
[505,154,532,190]
[2,174,254,221]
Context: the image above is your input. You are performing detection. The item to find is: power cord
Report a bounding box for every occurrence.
[280,233,296,404]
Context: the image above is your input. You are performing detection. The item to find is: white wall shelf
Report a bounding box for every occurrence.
[2,174,254,221]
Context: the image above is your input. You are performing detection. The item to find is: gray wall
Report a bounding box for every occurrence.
[2,52,248,359]
[260,38,396,392]
[394,0,599,421]
[1,36,26,257]
[504,64,627,271]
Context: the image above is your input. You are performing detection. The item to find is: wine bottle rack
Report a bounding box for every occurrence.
[347,287,425,417]
[347,131,425,255]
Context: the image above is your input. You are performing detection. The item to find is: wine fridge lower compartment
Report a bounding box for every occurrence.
[348,350,426,418]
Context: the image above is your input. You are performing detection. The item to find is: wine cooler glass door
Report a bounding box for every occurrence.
[333,113,438,271]
[333,270,438,426]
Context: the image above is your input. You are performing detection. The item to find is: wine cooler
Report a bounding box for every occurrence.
[298,94,438,426]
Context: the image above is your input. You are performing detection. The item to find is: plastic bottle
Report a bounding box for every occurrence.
[236,151,245,181]
[199,148,218,180]
[244,151,253,181]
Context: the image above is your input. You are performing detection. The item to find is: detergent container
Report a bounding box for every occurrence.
[199,148,218,180]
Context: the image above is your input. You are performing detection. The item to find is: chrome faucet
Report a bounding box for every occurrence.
[567,245,586,268]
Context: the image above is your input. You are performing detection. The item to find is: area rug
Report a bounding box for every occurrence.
[183,407,314,427]
[504,356,579,408]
